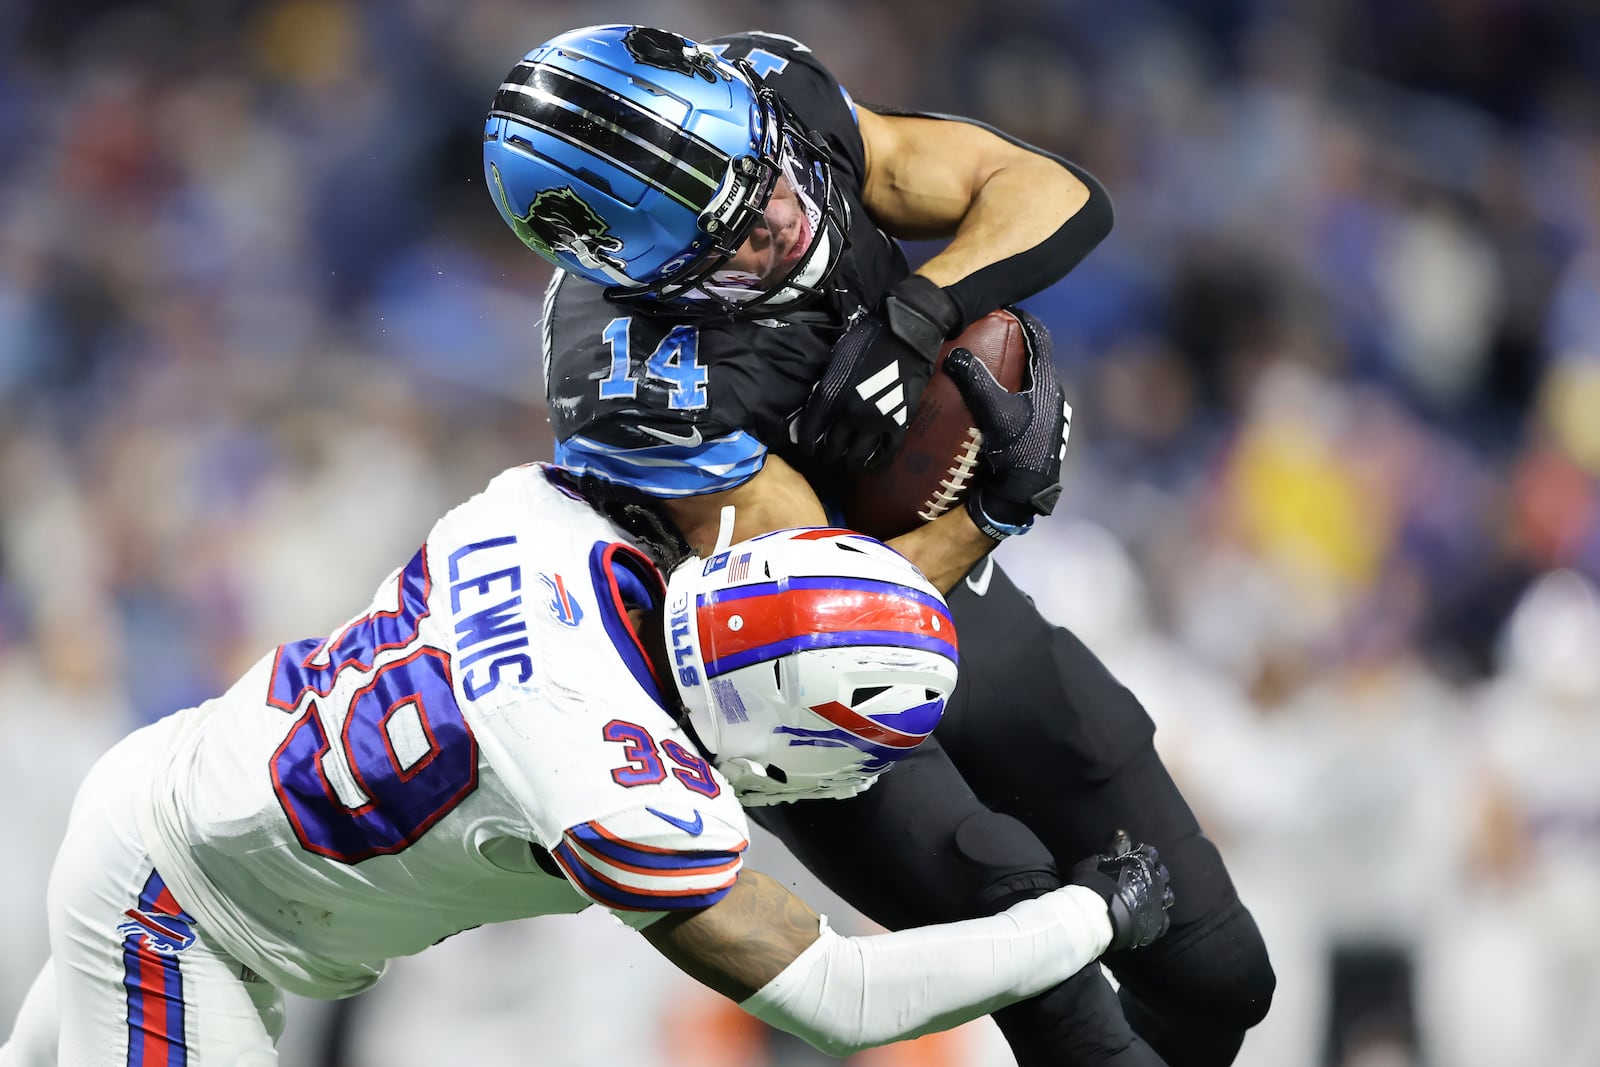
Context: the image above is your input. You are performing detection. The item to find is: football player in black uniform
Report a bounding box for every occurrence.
[484,25,1275,1067]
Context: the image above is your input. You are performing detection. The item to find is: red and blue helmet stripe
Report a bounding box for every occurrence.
[695,576,957,679]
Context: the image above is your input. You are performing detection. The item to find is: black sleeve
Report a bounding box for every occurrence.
[860,107,1115,331]
[944,149,1112,329]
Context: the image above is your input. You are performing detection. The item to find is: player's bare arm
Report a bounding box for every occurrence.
[661,454,826,553]
[856,106,1092,283]
[661,454,993,594]
[640,868,821,1000]
[796,104,1109,468]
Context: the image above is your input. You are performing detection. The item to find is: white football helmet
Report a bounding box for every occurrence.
[663,525,960,806]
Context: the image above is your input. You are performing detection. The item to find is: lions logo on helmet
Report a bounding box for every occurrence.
[489,163,627,274]
[622,27,723,82]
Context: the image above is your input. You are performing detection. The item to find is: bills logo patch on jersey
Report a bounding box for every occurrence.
[540,573,584,627]
[117,908,196,956]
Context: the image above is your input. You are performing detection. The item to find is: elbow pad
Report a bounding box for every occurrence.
[740,886,1111,1057]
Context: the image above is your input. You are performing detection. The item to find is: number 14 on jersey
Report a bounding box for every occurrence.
[596,317,707,411]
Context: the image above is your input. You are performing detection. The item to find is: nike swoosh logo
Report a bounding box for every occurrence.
[645,807,704,836]
[637,425,704,448]
[965,555,995,597]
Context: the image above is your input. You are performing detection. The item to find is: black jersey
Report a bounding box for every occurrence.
[544,31,907,502]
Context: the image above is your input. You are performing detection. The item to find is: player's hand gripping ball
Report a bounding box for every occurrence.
[843,308,1035,540]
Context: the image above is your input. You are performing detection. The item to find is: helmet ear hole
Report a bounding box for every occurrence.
[764,765,789,784]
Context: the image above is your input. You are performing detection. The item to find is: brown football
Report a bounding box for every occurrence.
[842,308,1030,540]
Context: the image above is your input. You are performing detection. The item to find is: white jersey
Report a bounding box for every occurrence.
[134,465,749,999]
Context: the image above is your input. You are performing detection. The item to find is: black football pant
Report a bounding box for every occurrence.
[754,558,1276,1067]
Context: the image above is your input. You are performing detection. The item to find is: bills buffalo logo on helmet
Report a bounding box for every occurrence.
[490,165,627,273]
[623,27,723,83]
[774,696,945,775]
[117,908,197,956]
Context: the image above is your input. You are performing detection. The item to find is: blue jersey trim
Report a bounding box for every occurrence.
[587,542,669,704]
[554,430,766,497]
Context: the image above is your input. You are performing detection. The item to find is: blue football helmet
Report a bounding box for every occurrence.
[483,25,848,320]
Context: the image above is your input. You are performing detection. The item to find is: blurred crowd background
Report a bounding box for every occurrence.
[3,0,1599,1064]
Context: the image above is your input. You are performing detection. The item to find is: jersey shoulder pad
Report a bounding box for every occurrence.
[553,803,749,913]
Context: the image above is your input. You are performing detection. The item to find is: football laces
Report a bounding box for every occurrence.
[918,426,984,521]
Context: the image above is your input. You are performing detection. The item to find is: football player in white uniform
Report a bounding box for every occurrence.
[0,463,1172,1065]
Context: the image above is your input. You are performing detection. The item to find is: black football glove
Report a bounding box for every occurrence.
[1068,830,1175,953]
[795,274,961,469]
[943,310,1072,540]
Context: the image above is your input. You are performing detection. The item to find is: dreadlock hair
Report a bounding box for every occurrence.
[548,468,695,574]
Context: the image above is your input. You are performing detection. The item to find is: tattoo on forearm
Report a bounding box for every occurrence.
[642,870,823,1002]
[719,871,821,992]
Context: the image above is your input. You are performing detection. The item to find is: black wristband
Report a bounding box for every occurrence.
[884,274,962,354]
[966,492,1035,541]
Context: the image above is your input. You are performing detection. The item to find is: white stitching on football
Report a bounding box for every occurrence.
[918,426,984,521]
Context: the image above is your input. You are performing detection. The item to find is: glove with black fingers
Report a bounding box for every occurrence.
[943,318,1072,541]
[796,274,962,469]
[1068,830,1175,953]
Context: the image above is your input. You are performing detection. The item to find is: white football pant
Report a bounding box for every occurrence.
[0,720,284,1066]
